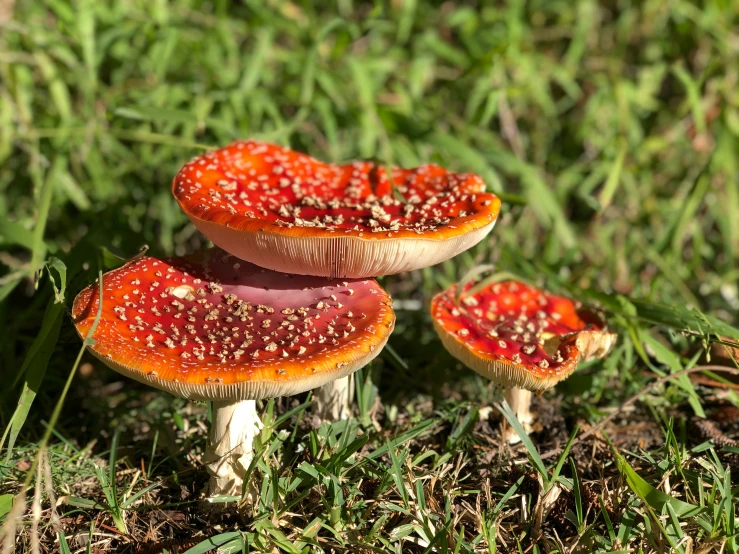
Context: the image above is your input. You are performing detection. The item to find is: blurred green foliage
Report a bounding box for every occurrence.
[1,1,739,551]
[1,1,736,310]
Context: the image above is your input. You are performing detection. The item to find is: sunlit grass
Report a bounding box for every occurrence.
[1,0,738,552]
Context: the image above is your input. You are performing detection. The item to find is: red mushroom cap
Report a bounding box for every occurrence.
[172,141,501,278]
[72,249,395,401]
[431,279,616,391]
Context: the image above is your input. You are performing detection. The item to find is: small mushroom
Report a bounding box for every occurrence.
[172,140,501,278]
[431,277,616,444]
[72,249,395,501]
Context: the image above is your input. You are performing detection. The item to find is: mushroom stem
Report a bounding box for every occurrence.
[503,387,534,444]
[204,399,263,501]
[312,375,355,420]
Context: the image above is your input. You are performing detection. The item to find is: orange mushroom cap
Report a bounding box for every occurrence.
[431,279,616,391]
[72,249,395,401]
[172,141,501,278]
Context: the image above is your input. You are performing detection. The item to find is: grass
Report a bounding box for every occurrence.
[1,0,739,552]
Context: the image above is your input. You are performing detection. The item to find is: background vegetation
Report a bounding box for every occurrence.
[1,0,738,552]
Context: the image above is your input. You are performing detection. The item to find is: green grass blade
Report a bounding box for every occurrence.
[446,406,478,451]
[0,220,34,250]
[612,446,700,517]
[1,299,64,459]
[495,400,549,488]
[551,425,579,486]
[30,157,64,283]
[183,532,244,554]
[0,495,12,522]
[387,440,409,508]
[57,530,73,554]
[598,142,627,211]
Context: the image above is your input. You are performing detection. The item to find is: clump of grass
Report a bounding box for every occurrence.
[1,1,739,552]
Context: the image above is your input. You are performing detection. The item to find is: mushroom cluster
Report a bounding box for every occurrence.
[74,139,615,502]
[73,141,502,503]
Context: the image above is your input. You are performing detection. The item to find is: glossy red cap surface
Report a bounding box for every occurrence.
[431,279,615,390]
[173,141,500,278]
[73,249,395,400]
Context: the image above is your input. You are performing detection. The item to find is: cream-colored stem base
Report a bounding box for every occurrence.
[503,388,534,444]
[204,399,263,501]
[312,375,355,420]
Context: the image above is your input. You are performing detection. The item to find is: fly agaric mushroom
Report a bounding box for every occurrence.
[172,140,500,279]
[431,277,615,443]
[72,248,394,500]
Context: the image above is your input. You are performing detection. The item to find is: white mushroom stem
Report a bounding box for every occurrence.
[312,374,355,421]
[204,399,263,501]
[503,387,534,444]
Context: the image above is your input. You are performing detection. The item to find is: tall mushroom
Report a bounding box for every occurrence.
[172,140,500,279]
[431,277,615,443]
[172,140,500,421]
[72,248,395,500]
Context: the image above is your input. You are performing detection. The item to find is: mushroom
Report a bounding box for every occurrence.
[311,368,356,421]
[172,140,501,279]
[431,277,616,443]
[71,248,395,500]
